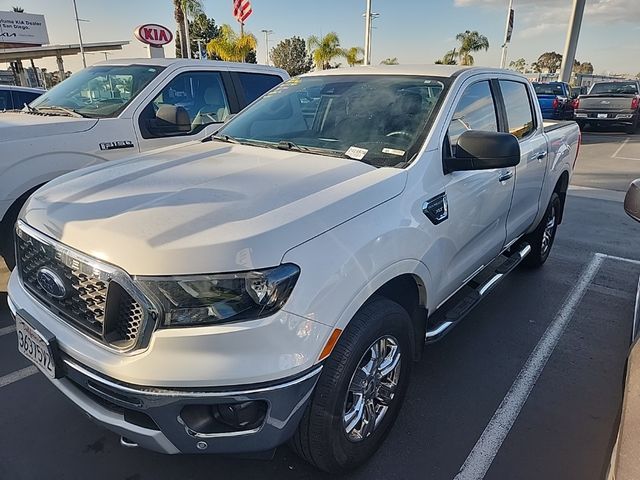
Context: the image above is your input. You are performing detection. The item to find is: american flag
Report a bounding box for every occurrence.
[233,0,253,23]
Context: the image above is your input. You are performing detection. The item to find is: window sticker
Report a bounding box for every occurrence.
[382,148,405,156]
[345,146,368,160]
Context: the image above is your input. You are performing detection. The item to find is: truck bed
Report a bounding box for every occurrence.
[543,120,576,133]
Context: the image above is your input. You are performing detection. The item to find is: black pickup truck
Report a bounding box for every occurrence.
[574,80,640,133]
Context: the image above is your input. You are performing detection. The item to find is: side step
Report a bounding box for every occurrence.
[425,243,532,343]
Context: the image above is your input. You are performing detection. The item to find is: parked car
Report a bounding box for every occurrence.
[532,81,574,120]
[8,65,580,473]
[606,180,640,480]
[0,85,45,111]
[574,80,640,133]
[0,59,288,269]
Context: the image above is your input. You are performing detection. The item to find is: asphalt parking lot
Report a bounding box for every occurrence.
[1,129,640,480]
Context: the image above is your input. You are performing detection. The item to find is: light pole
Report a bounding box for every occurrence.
[364,0,372,65]
[71,0,87,68]
[558,0,586,84]
[500,0,514,68]
[261,29,274,65]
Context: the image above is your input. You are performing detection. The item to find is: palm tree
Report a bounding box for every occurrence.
[206,24,257,63]
[435,49,457,65]
[455,31,489,66]
[344,47,364,67]
[12,6,24,12]
[308,32,346,70]
[380,57,399,65]
[173,0,203,58]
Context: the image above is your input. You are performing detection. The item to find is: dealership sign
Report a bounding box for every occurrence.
[0,11,49,46]
[134,24,173,47]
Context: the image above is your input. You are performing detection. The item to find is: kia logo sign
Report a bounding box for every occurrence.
[134,24,173,47]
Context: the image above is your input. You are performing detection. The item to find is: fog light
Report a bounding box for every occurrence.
[180,401,267,435]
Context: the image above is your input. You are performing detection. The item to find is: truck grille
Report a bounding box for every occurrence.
[16,223,149,351]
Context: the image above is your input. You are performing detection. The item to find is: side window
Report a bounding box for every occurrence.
[14,91,40,108]
[499,80,535,139]
[238,73,283,104]
[140,71,230,139]
[448,81,498,153]
[0,90,11,110]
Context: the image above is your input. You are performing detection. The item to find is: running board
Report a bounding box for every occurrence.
[425,243,532,343]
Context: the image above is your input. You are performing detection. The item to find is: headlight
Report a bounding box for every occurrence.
[137,264,300,327]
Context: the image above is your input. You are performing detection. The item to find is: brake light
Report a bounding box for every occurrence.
[552,98,560,109]
[632,97,639,110]
[572,98,580,109]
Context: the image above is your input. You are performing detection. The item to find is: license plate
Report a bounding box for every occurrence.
[597,113,608,119]
[16,316,56,379]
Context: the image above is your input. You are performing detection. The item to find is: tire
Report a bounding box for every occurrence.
[523,192,561,268]
[289,296,413,473]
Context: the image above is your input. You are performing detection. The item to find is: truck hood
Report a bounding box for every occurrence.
[22,142,407,275]
[0,111,98,141]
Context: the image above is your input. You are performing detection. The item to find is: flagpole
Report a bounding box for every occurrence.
[500,0,513,68]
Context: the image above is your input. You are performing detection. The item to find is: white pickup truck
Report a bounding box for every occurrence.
[8,65,580,473]
[0,58,288,268]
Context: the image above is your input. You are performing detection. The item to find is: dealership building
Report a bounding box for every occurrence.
[0,10,128,87]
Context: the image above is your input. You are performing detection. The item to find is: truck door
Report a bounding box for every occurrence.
[134,70,237,152]
[428,79,515,304]
[497,80,548,241]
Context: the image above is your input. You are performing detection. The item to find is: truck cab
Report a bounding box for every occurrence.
[0,59,288,268]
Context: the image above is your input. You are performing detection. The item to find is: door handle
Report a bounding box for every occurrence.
[531,151,547,161]
[498,170,514,182]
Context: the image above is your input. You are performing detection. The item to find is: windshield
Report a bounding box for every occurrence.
[589,82,638,95]
[30,65,164,118]
[533,83,564,96]
[215,75,446,167]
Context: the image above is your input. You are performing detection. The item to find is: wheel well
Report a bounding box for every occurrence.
[553,171,570,224]
[373,274,427,361]
[1,184,44,228]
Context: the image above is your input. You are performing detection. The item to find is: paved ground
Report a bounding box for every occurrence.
[1,129,639,480]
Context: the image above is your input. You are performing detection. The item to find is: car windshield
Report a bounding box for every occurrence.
[533,83,564,96]
[589,82,638,95]
[30,65,164,118]
[215,75,447,167]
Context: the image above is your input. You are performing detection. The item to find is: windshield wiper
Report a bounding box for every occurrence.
[36,106,88,118]
[210,134,241,144]
[23,103,39,114]
[276,140,311,152]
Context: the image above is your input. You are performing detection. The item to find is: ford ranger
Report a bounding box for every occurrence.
[7,65,580,473]
[0,58,288,269]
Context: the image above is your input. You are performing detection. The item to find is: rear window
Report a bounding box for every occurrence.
[0,90,11,110]
[589,82,638,95]
[533,83,564,96]
[238,73,283,104]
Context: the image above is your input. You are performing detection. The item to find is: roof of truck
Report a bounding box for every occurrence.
[93,58,287,76]
[302,64,521,79]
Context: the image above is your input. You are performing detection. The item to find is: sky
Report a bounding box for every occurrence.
[1,0,639,76]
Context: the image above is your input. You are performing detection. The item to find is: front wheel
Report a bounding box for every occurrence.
[289,296,412,473]
[523,192,561,268]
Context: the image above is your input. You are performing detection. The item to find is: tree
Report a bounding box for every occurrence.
[271,36,313,77]
[176,13,220,59]
[173,0,203,58]
[509,58,527,73]
[206,24,257,63]
[535,52,563,73]
[574,61,594,75]
[308,32,346,70]
[344,47,365,67]
[455,30,489,66]
[380,57,399,65]
[12,6,24,12]
[435,49,457,65]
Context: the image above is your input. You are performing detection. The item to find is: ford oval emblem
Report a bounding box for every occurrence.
[36,267,68,300]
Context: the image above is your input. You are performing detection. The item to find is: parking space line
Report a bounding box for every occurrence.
[454,254,605,480]
[0,366,38,388]
[609,155,640,162]
[0,325,16,337]
[596,252,640,266]
[612,139,630,159]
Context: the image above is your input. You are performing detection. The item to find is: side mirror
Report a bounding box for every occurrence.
[445,130,521,173]
[625,179,640,222]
